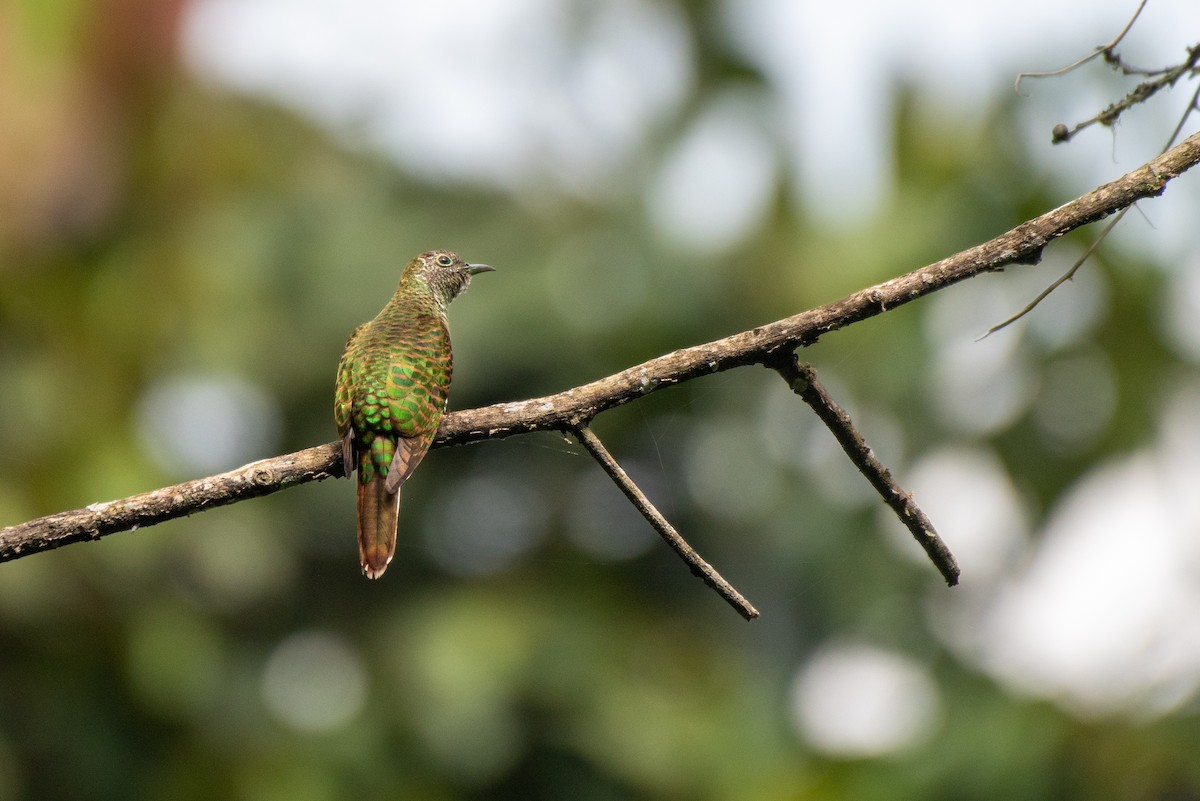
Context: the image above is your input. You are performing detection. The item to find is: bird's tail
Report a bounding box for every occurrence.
[357,474,400,579]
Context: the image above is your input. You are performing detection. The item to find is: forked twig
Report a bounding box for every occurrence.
[1049,44,1200,144]
[572,425,760,620]
[1014,0,1147,93]
[770,355,960,586]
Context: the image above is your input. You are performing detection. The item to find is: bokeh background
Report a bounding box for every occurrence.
[4,1,1200,799]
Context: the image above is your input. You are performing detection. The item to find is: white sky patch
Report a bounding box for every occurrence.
[792,641,941,757]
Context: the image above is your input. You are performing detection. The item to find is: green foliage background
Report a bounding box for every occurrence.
[2,2,1200,799]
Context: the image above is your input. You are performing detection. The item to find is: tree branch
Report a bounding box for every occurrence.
[0,445,341,562]
[3,130,1200,566]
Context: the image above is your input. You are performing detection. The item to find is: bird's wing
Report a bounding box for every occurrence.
[385,435,434,493]
[381,319,452,493]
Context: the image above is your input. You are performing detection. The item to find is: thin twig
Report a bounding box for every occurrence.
[572,425,759,620]
[770,356,960,586]
[1014,0,1147,93]
[3,131,1200,565]
[982,208,1127,336]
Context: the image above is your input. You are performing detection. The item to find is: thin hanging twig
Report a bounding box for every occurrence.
[572,425,760,620]
[982,209,1126,337]
[1014,0,1147,94]
[770,355,960,586]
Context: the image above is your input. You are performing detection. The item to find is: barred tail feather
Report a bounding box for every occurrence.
[357,477,400,579]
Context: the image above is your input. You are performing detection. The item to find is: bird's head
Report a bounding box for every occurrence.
[403,249,495,308]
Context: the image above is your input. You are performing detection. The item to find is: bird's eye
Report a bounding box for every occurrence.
[436,254,453,267]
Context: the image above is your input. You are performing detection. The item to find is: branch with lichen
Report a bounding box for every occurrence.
[3,130,1200,616]
[1013,1,1200,144]
[1047,44,1200,144]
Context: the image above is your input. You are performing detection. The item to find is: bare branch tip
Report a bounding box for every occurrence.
[572,425,760,620]
[774,363,960,585]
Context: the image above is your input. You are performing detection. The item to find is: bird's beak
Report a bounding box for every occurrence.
[466,263,496,275]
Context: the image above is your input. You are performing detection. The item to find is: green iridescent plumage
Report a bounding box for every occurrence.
[334,249,494,578]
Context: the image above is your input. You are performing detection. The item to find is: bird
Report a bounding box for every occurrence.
[334,249,494,578]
